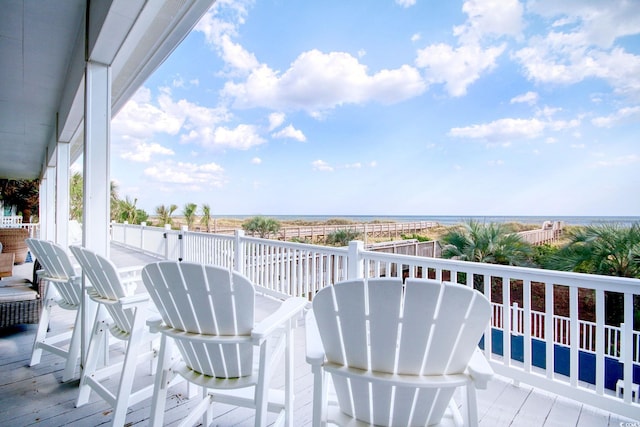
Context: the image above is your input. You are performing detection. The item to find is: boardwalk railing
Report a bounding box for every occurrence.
[110,222,639,419]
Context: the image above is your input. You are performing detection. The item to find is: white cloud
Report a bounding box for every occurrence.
[121,142,175,163]
[222,50,426,113]
[411,33,421,42]
[271,124,306,142]
[526,0,640,48]
[454,0,524,44]
[195,0,257,74]
[593,154,640,168]
[343,162,362,169]
[251,157,262,164]
[144,160,226,187]
[487,159,504,167]
[510,91,539,105]
[449,116,580,142]
[113,88,183,139]
[513,2,640,97]
[312,160,334,172]
[592,106,640,127]
[182,124,266,150]
[268,112,286,131]
[415,43,505,97]
[395,0,416,7]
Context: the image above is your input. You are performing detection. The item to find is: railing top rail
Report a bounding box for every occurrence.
[360,247,640,292]
[241,234,349,255]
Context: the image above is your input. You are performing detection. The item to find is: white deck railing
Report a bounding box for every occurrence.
[110,222,640,419]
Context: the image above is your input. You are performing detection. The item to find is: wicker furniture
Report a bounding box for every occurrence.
[0,252,14,278]
[0,260,43,328]
[0,227,29,264]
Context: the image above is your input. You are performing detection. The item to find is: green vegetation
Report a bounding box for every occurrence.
[440,220,533,267]
[242,216,281,238]
[183,203,198,230]
[115,196,148,224]
[155,204,178,227]
[0,179,39,223]
[200,204,212,232]
[542,223,640,278]
[326,229,362,246]
[401,233,432,242]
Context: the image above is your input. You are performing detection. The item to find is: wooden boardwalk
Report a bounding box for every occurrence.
[0,245,634,426]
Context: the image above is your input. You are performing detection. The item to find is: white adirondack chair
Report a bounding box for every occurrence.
[306,278,494,427]
[141,261,307,427]
[69,245,157,427]
[25,238,83,382]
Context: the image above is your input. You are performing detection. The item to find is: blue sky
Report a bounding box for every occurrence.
[102,0,640,216]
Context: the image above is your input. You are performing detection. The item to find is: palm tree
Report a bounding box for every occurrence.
[200,204,212,232]
[441,220,533,266]
[0,179,40,223]
[543,223,640,278]
[70,172,83,221]
[118,196,139,224]
[326,229,362,246]
[242,216,281,238]
[542,223,640,327]
[155,204,178,227]
[183,203,197,230]
[110,181,119,221]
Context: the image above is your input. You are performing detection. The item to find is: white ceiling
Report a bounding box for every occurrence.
[0,0,215,180]
[0,0,85,179]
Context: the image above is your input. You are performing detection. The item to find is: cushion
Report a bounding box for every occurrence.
[0,285,38,302]
[0,277,30,287]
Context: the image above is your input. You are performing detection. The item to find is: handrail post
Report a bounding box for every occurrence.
[234,229,245,274]
[347,240,364,279]
[164,224,171,260]
[140,222,146,253]
[179,225,188,262]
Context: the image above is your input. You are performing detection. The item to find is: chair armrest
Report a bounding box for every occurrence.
[118,292,150,306]
[117,265,144,275]
[305,310,326,366]
[252,297,307,342]
[467,348,494,389]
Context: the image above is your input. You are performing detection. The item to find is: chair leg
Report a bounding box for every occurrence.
[29,296,52,366]
[61,308,82,382]
[465,383,479,427]
[76,318,107,407]
[110,312,146,426]
[149,335,173,427]
[254,340,271,427]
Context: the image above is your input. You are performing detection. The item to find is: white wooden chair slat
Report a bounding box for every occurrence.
[367,279,402,372]
[397,279,441,374]
[311,284,345,366]
[25,238,83,382]
[308,277,493,427]
[333,280,368,369]
[142,261,306,427]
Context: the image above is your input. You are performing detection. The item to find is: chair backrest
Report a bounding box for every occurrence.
[142,261,255,378]
[69,246,135,334]
[312,278,491,426]
[313,278,491,375]
[26,238,81,306]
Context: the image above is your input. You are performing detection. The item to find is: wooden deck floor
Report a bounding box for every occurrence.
[0,245,635,426]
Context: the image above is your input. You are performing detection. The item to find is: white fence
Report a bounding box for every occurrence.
[110,222,640,419]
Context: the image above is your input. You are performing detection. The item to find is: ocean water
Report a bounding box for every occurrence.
[215,215,640,227]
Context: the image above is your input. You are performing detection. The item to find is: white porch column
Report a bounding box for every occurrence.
[55,142,70,247]
[80,60,111,368]
[43,166,56,241]
[82,60,111,257]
